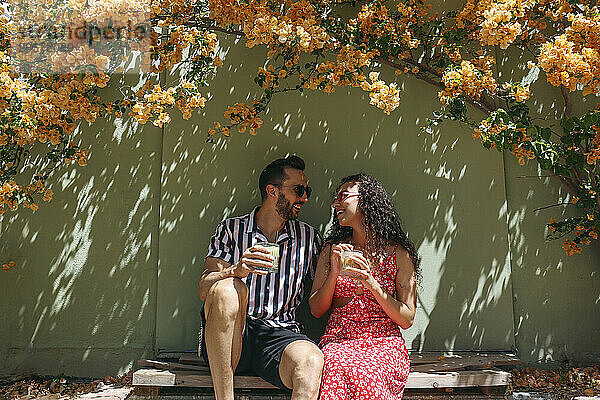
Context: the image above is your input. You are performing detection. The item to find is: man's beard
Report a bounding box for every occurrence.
[276,193,299,220]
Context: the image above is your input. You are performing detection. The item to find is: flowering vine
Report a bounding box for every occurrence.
[2,0,600,261]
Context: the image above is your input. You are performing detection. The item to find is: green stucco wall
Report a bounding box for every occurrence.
[1,34,599,380]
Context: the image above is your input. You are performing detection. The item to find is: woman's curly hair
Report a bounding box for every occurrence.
[326,173,422,282]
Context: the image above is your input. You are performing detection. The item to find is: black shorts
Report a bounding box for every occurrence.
[199,310,311,390]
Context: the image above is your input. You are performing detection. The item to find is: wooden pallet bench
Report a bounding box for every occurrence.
[133,352,519,396]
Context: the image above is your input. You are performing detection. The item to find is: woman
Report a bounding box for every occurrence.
[309,173,421,400]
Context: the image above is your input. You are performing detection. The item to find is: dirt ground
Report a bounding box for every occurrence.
[0,372,133,400]
[1,366,598,400]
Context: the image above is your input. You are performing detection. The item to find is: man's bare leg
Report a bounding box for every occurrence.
[279,340,324,400]
[202,277,248,400]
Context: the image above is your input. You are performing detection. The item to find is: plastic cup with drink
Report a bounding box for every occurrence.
[339,249,363,277]
[254,242,280,273]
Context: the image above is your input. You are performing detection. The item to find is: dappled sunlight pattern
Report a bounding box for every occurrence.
[402,122,515,352]
[0,76,161,377]
[499,45,600,366]
[1,2,599,380]
[155,37,517,354]
[506,157,600,365]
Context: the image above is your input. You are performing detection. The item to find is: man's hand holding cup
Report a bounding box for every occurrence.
[233,244,280,278]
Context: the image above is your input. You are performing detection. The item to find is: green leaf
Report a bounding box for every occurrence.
[582,113,593,130]
[560,135,572,145]
[561,118,574,133]
[541,127,551,140]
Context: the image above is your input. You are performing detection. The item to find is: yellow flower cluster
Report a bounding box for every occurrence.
[131,84,177,126]
[304,46,376,93]
[48,46,110,75]
[0,0,218,213]
[512,144,535,166]
[473,119,505,143]
[151,28,219,73]
[351,2,422,50]
[79,0,152,26]
[537,0,572,21]
[0,181,21,214]
[360,72,400,115]
[439,58,497,105]
[480,0,535,49]
[562,239,582,256]
[2,261,15,271]
[456,0,536,49]
[504,82,531,102]
[258,65,278,89]
[0,73,102,152]
[65,147,90,166]
[176,82,207,120]
[209,0,329,55]
[538,8,600,95]
[573,224,597,248]
[215,103,263,135]
[0,178,53,214]
[0,71,28,103]
[35,76,103,125]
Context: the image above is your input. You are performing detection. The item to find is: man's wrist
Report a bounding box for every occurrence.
[228,263,240,278]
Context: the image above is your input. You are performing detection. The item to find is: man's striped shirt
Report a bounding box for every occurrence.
[206,207,323,331]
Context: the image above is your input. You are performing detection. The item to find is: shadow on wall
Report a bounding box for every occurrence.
[506,155,600,366]
[156,35,516,355]
[4,33,598,380]
[0,74,162,378]
[498,48,600,366]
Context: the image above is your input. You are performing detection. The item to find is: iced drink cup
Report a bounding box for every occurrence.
[255,242,280,273]
[340,250,363,277]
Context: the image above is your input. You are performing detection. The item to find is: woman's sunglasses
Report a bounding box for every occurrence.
[333,191,359,204]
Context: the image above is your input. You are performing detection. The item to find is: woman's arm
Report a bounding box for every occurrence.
[309,244,338,318]
[347,247,417,329]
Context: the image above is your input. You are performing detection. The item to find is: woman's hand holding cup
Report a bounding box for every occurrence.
[330,243,353,278]
[341,251,378,291]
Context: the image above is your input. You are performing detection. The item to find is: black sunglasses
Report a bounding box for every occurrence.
[275,184,312,198]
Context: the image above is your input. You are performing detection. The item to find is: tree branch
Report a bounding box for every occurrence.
[151,15,246,36]
[552,172,579,195]
[533,202,575,212]
[561,85,573,119]
[378,58,493,115]
[397,56,443,78]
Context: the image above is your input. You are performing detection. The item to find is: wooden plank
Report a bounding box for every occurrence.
[409,354,463,365]
[480,386,507,395]
[178,353,207,366]
[132,386,159,396]
[471,353,521,367]
[180,352,520,368]
[133,369,176,386]
[405,370,510,389]
[411,354,521,372]
[138,359,210,373]
[174,373,213,387]
[176,372,278,389]
[134,368,279,389]
[135,368,508,390]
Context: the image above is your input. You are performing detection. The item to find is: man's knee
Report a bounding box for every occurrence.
[296,347,324,376]
[205,277,248,319]
[280,340,324,388]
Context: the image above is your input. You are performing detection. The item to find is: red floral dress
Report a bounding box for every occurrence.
[318,252,410,400]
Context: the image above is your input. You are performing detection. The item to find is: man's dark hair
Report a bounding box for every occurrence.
[259,155,306,200]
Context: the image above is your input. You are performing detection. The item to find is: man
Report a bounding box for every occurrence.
[198,155,324,400]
